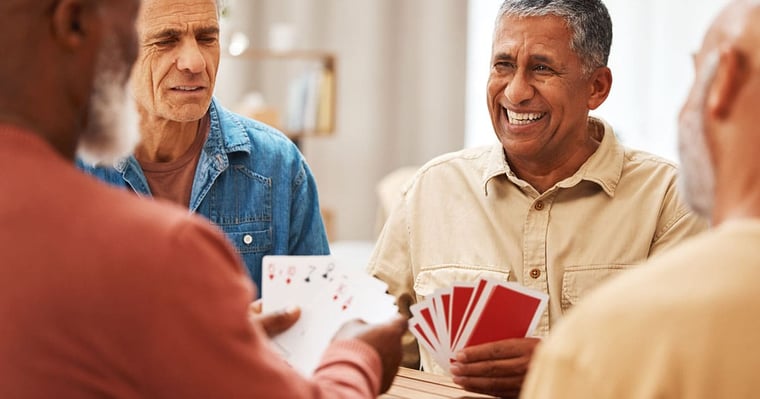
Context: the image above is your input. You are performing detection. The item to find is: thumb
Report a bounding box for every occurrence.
[254,306,301,338]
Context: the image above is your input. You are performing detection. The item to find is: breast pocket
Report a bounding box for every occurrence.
[212,164,272,225]
[561,264,633,311]
[208,164,273,265]
[414,266,510,299]
[222,223,273,292]
[225,226,272,254]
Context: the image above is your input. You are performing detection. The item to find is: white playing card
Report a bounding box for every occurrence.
[409,316,451,373]
[430,287,454,364]
[261,255,337,312]
[261,255,398,376]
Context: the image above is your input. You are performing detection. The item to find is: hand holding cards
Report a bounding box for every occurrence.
[261,255,398,376]
[409,278,548,374]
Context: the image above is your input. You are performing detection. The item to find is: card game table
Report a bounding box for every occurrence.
[381,368,496,399]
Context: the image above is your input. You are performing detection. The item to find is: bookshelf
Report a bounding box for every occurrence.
[222,49,337,142]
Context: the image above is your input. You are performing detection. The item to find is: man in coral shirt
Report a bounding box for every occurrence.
[0,1,405,398]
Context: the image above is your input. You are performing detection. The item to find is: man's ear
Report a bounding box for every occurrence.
[587,66,612,111]
[51,0,91,48]
[707,47,747,119]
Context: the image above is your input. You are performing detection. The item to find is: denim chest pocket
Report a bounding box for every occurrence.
[414,266,510,298]
[561,264,633,311]
[225,226,272,254]
[210,164,272,225]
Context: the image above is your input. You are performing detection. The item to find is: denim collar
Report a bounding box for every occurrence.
[115,97,251,174]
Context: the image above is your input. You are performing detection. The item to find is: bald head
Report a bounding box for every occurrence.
[678,0,760,224]
[702,0,760,61]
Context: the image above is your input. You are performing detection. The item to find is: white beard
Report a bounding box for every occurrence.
[677,51,719,219]
[77,38,140,166]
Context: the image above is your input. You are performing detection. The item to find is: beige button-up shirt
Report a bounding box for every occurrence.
[368,117,707,374]
[521,220,760,399]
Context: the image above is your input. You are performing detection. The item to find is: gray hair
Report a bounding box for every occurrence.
[497,0,612,73]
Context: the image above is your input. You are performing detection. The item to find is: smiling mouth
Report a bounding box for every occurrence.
[506,109,547,125]
[172,86,204,92]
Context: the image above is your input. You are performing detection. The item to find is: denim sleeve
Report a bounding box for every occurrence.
[288,158,330,255]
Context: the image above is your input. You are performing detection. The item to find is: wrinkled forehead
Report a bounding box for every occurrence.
[138,0,218,34]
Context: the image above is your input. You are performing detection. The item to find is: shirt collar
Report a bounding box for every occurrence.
[481,142,512,196]
[480,116,625,197]
[115,97,253,173]
[208,97,252,155]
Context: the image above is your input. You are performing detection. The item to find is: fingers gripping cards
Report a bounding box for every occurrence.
[409,278,548,373]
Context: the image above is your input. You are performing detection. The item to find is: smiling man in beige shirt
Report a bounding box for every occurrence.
[367,0,706,398]
[521,1,760,397]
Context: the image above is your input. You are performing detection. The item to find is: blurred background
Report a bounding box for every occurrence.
[214,0,730,244]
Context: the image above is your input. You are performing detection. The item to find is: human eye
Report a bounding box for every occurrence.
[196,27,220,45]
[151,35,178,48]
[531,64,558,77]
[493,61,515,73]
[197,34,218,45]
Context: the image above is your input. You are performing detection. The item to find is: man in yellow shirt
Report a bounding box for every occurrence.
[521,1,760,397]
[368,0,706,397]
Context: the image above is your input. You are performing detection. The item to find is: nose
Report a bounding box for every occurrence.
[505,70,534,105]
[175,40,206,73]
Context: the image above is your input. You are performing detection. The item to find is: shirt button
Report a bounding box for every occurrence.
[529,268,541,279]
[534,201,545,211]
[243,234,253,245]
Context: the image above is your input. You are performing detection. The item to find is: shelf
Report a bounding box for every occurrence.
[223,49,337,139]
[225,49,335,68]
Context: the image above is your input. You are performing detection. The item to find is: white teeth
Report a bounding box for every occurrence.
[175,86,199,91]
[506,109,546,125]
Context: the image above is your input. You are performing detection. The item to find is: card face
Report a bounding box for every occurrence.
[407,277,548,375]
[262,256,338,313]
[261,255,398,376]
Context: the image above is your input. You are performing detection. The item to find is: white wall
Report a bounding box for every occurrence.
[465,0,502,149]
[465,0,731,162]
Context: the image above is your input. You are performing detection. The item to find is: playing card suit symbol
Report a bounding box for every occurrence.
[323,263,335,279]
[342,304,348,310]
[286,278,292,284]
[333,295,338,301]
[268,274,274,280]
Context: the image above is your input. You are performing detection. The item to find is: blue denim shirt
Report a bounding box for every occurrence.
[79,98,330,294]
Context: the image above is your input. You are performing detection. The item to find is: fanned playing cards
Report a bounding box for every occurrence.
[409,278,548,374]
[261,255,398,376]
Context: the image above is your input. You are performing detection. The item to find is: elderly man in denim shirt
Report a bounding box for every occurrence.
[79,0,329,291]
